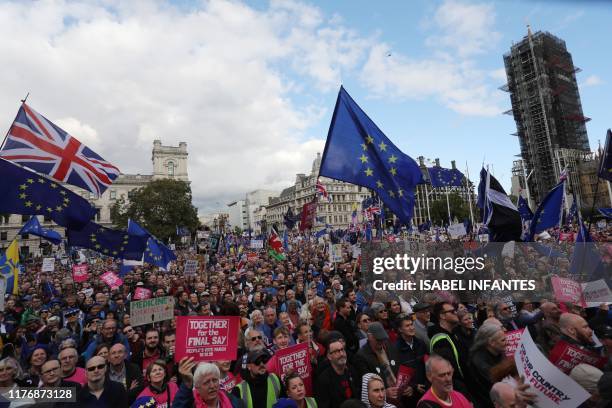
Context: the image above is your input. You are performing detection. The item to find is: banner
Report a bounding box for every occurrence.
[100,271,122,290]
[514,329,590,408]
[133,287,152,300]
[130,296,175,327]
[72,264,89,283]
[551,276,586,307]
[247,252,258,262]
[42,257,55,272]
[184,260,198,276]
[299,200,317,232]
[329,244,343,263]
[581,279,612,307]
[548,340,607,374]
[268,342,312,395]
[175,316,239,362]
[447,223,467,239]
[249,239,263,249]
[505,328,524,357]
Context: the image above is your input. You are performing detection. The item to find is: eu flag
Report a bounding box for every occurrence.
[517,196,533,221]
[67,221,144,258]
[598,208,612,218]
[527,182,564,241]
[19,216,62,245]
[319,87,424,226]
[0,158,95,229]
[127,220,176,270]
[427,167,465,188]
[569,220,603,279]
[598,129,612,182]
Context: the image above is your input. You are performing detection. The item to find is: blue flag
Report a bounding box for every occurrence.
[418,220,431,232]
[67,221,144,259]
[569,220,603,278]
[0,158,95,229]
[319,87,424,226]
[517,196,533,221]
[598,208,612,219]
[427,167,465,188]
[19,216,62,245]
[283,230,289,250]
[176,226,189,236]
[566,199,577,226]
[365,223,372,242]
[527,182,564,241]
[598,129,612,182]
[127,220,176,270]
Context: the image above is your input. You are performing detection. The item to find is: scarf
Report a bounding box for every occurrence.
[192,387,234,408]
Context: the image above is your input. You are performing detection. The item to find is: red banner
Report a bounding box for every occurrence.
[548,340,607,374]
[133,287,152,300]
[505,329,524,357]
[72,264,89,283]
[175,316,240,362]
[100,271,122,290]
[299,200,317,232]
[267,342,312,395]
[247,252,258,262]
[551,276,586,307]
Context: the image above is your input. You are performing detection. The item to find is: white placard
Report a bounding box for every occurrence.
[250,239,263,249]
[581,279,612,307]
[329,244,343,263]
[42,257,55,272]
[514,328,590,408]
[447,223,467,239]
[184,260,198,276]
[130,296,175,327]
[478,234,489,242]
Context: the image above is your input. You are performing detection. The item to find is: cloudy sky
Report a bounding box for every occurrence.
[1,0,610,214]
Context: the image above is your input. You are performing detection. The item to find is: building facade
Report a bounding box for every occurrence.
[0,140,189,255]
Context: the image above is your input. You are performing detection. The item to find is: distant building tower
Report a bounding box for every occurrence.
[502,28,590,205]
[152,140,189,181]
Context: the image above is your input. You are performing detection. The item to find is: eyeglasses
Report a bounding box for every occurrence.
[42,366,60,375]
[441,309,457,314]
[329,347,346,355]
[87,364,106,372]
[249,336,263,341]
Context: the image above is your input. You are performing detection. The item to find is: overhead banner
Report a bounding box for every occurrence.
[42,257,55,272]
[130,296,175,327]
[175,316,239,362]
[514,329,590,408]
[72,264,89,283]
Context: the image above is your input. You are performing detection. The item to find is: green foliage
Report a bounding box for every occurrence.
[430,192,470,225]
[110,179,199,241]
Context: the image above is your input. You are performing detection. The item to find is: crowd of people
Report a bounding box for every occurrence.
[0,225,610,408]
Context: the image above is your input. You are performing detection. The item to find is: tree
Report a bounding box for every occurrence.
[110,179,200,242]
[430,192,470,226]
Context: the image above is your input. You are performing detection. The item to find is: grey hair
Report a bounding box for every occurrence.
[425,354,451,375]
[250,310,263,320]
[471,324,503,354]
[193,362,220,388]
[0,357,24,380]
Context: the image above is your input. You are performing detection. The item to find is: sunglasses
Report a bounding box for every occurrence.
[250,336,263,341]
[87,364,106,372]
[254,357,270,365]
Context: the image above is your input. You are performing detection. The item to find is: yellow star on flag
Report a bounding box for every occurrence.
[364,168,373,176]
[398,189,404,197]
[388,154,397,164]
[376,180,384,188]
[390,167,397,176]
[359,154,368,163]
[388,190,395,198]
[366,135,374,144]
[26,178,34,184]
[378,141,387,151]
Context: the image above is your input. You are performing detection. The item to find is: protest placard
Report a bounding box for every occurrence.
[184,260,198,276]
[267,342,312,395]
[514,329,590,408]
[581,279,612,307]
[396,365,416,392]
[133,287,152,300]
[447,223,467,239]
[352,245,361,259]
[42,257,55,272]
[130,296,175,327]
[247,252,258,262]
[72,264,89,283]
[329,244,343,263]
[250,239,263,249]
[505,329,524,357]
[551,276,586,307]
[548,340,607,374]
[197,231,210,240]
[175,316,239,362]
[100,271,122,290]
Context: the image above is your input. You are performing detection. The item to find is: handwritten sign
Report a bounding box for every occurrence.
[72,264,89,283]
[581,279,612,307]
[130,296,175,327]
[175,316,239,362]
[100,271,122,290]
[42,257,55,272]
[184,260,198,277]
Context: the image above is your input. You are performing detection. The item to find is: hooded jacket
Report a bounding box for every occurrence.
[360,373,396,408]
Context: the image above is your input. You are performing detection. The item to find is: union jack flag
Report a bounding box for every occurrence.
[0,103,120,195]
[315,179,330,202]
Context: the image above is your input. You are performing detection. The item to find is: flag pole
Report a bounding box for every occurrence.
[0,94,29,151]
[465,162,475,227]
[445,187,451,225]
[424,184,431,222]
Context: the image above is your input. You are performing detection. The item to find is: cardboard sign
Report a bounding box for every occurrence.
[447,223,467,239]
[42,257,55,272]
[581,279,612,307]
[268,342,312,395]
[514,329,590,408]
[175,316,239,362]
[329,244,343,263]
[505,328,524,357]
[72,264,89,283]
[133,287,152,300]
[551,276,586,307]
[100,271,122,290]
[250,239,263,249]
[130,296,175,327]
[184,260,198,276]
[548,340,607,374]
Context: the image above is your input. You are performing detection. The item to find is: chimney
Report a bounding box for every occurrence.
[451,160,456,170]
[435,158,440,167]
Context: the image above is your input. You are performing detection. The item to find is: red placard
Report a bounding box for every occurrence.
[175,316,239,362]
[267,342,312,396]
[299,200,317,232]
[396,365,416,391]
[505,329,524,357]
[133,287,152,300]
[548,340,607,374]
[72,264,89,283]
[100,271,123,290]
[551,276,586,307]
[247,252,258,262]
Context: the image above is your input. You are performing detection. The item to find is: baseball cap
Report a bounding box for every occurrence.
[247,349,271,364]
[367,322,389,341]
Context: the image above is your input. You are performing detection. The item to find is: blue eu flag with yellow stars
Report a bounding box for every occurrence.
[319,87,424,225]
[527,182,564,241]
[19,216,62,245]
[127,219,176,270]
[427,167,465,188]
[517,196,533,221]
[0,158,95,229]
[67,221,143,259]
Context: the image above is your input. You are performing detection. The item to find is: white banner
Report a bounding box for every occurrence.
[42,257,55,272]
[447,223,467,239]
[130,296,175,327]
[250,239,263,249]
[329,244,343,263]
[581,279,612,307]
[514,328,590,408]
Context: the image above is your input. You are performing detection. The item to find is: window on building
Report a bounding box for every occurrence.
[22,233,29,239]
[44,214,51,222]
[0,232,7,241]
[21,214,29,223]
[334,216,338,223]
[110,190,117,200]
[168,161,175,177]
[89,192,95,200]
[95,208,101,222]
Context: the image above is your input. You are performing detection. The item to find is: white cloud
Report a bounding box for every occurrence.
[582,75,603,87]
[0,0,367,212]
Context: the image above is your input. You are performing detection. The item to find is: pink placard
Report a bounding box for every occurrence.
[100,271,123,290]
[175,316,239,362]
[551,276,586,307]
[72,264,89,283]
[268,342,312,396]
[505,328,525,357]
[133,287,152,300]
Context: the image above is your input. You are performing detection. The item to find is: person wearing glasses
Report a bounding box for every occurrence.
[236,328,267,379]
[59,347,87,386]
[174,358,243,408]
[77,355,128,407]
[38,359,82,408]
[232,349,282,408]
[493,302,520,331]
[356,313,371,348]
[82,318,131,362]
[122,325,144,358]
[314,335,358,408]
